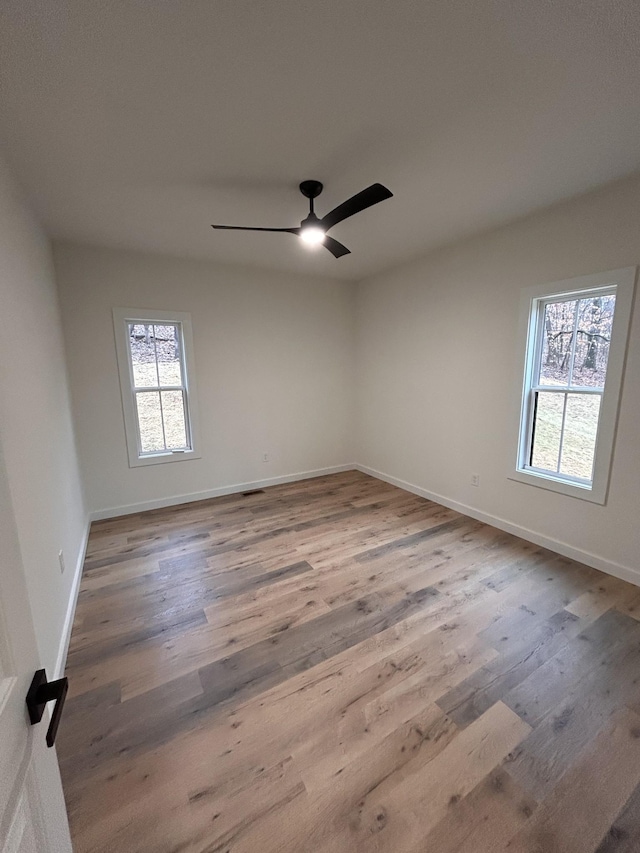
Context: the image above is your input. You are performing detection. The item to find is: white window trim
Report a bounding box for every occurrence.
[113,307,201,468]
[509,267,636,505]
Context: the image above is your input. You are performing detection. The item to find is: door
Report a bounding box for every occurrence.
[0,441,72,852]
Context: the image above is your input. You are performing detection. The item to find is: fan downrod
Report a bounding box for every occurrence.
[299,180,323,200]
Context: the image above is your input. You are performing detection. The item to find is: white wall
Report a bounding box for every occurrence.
[356,174,640,583]
[54,243,355,516]
[0,158,87,677]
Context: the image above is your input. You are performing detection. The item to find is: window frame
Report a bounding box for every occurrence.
[510,267,636,504]
[113,307,201,468]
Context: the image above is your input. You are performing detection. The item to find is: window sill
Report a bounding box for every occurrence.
[128,449,201,469]
[509,468,607,505]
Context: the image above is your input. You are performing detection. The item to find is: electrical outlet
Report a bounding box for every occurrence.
[58,550,65,574]
[471,473,480,487]
[263,452,269,462]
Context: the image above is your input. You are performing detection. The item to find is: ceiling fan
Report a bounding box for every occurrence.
[211,180,393,258]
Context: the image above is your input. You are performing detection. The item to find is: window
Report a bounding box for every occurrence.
[512,268,635,504]
[113,308,200,467]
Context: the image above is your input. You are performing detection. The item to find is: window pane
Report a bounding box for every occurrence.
[128,323,159,388]
[530,391,564,472]
[155,324,183,386]
[539,300,576,386]
[570,294,615,388]
[135,391,166,453]
[559,393,600,481]
[161,390,188,449]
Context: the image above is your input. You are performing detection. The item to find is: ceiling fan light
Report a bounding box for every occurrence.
[300,226,325,246]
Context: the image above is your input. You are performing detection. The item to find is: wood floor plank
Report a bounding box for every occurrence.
[502,607,640,728]
[307,701,531,853]
[300,703,460,852]
[56,471,640,853]
[501,708,640,853]
[437,608,585,729]
[594,780,640,853]
[504,622,640,801]
[419,767,537,853]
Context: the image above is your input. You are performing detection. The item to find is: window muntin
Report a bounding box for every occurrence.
[523,288,616,486]
[113,308,200,468]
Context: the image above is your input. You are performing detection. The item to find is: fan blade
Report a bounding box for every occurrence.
[212,225,299,233]
[320,183,393,231]
[323,236,351,258]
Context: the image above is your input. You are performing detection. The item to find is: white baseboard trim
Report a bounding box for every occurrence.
[90,464,357,522]
[356,463,640,588]
[54,515,91,679]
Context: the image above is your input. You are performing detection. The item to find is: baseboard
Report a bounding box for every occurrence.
[356,463,640,588]
[54,516,91,679]
[90,464,356,522]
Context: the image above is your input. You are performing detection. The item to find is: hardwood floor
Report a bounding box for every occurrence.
[57,471,640,852]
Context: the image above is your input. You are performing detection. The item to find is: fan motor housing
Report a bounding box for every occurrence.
[299,180,323,200]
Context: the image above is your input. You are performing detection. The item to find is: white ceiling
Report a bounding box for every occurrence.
[1,1,640,281]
